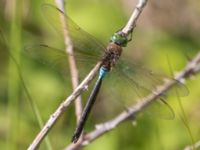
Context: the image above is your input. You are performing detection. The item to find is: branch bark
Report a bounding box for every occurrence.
[122,0,147,34]
[65,52,200,150]
[55,0,83,132]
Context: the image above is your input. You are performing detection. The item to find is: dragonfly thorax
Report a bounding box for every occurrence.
[101,42,122,71]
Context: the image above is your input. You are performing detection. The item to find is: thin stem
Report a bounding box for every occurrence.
[55,0,83,125]
[122,0,148,35]
[166,55,196,150]
[9,52,53,150]
[7,0,22,150]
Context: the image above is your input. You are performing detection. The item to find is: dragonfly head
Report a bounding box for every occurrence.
[110,32,129,47]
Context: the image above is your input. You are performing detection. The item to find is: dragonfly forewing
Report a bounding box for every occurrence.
[41,4,106,58]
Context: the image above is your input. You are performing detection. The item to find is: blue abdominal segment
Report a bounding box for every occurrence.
[99,67,108,79]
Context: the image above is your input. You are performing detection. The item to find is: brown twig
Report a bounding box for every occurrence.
[27,0,148,149]
[64,52,200,150]
[122,0,147,34]
[55,0,83,131]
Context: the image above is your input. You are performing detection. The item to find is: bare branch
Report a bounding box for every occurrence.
[122,0,147,35]
[55,0,83,130]
[65,52,200,150]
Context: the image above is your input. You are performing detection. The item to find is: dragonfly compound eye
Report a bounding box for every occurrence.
[110,33,128,47]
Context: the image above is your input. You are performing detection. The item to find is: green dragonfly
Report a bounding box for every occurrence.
[25,4,189,143]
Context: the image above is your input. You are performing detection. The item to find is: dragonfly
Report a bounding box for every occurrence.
[25,4,189,144]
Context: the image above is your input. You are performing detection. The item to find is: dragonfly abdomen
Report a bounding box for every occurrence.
[72,67,108,143]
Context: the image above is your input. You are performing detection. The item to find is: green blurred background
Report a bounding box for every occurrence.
[0,0,200,149]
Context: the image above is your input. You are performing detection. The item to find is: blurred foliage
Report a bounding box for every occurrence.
[0,0,200,150]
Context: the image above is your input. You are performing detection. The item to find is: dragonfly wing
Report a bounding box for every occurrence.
[115,58,189,97]
[110,58,189,119]
[24,44,69,74]
[41,4,105,61]
[24,44,101,79]
[25,4,107,78]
